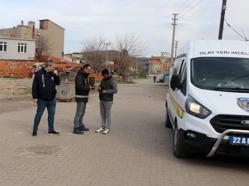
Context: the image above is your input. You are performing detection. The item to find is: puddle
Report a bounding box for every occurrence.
[15,145,62,158]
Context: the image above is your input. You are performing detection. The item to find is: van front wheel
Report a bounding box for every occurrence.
[165,108,172,128]
[173,127,188,158]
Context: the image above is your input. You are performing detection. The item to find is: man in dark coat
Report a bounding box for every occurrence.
[73,64,93,134]
[32,62,60,136]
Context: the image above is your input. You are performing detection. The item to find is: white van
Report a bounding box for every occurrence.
[166,40,249,158]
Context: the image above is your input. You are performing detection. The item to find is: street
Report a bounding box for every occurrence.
[0,79,249,186]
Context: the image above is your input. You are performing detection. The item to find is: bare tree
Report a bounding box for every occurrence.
[82,36,107,52]
[114,34,145,80]
[81,37,110,69]
[36,36,49,59]
[115,34,145,57]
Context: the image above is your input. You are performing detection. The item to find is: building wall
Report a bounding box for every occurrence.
[151,63,162,74]
[0,28,15,37]
[0,25,34,39]
[0,20,64,58]
[35,20,64,57]
[0,38,35,60]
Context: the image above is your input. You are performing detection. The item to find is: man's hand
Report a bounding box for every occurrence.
[90,85,96,90]
[101,90,106,94]
[33,99,38,103]
[53,69,58,75]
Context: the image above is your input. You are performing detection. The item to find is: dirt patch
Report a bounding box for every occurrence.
[0,99,33,114]
[0,78,32,98]
[0,78,33,113]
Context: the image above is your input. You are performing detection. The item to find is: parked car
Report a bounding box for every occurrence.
[156,74,165,83]
[156,73,169,83]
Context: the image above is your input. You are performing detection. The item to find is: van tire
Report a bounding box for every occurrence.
[165,108,172,128]
[173,125,188,158]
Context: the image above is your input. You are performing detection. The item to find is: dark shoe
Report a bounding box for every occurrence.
[48,131,60,135]
[32,131,37,136]
[79,126,89,132]
[73,129,84,135]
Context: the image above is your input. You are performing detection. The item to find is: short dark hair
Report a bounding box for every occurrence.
[101,69,110,75]
[42,61,53,68]
[83,64,91,70]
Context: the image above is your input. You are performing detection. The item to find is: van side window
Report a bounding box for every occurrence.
[173,58,184,74]
[178,60,185,77]
[178,60,186,95]
[180,66,187,95]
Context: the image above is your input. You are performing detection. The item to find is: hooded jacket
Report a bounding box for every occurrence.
[99,76,118,101]
[32,68,60,101]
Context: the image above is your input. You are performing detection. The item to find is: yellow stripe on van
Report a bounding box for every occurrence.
[170,94,185,118]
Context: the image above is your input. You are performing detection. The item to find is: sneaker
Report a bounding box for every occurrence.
[32,131,37,136]
[102,129,110,135]
[95,128,104,133]
[79,126,89,132]
[73,129,84,135]
[48,131,60,135]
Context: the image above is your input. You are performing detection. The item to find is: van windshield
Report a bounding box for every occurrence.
[191,57,249,92]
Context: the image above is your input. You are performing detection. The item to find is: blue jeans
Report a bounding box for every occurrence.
[33,98,56,132]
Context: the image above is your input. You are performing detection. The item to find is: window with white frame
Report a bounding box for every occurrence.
[0,42,7,52]
[18,43,27,53]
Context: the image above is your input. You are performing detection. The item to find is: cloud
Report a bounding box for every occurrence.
[1,0,249,57]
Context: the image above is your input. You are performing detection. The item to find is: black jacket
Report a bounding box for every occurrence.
[75,68,90,102]
[32,69,60,101]
[99,76,118,101]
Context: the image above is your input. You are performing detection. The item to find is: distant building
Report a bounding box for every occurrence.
[0,19,64,58]
[147,54,170,75]
[64,52,83,63]
[0,37,35,60]
[65,50,121,64]
[132,57,149,73]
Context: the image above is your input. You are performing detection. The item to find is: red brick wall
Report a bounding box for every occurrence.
[0,59,103,80]
[0,60,36,78]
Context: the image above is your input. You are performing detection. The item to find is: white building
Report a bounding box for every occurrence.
[0,37,35,60]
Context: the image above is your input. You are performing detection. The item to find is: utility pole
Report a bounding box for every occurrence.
[170,13,178,67]
[104,42,111,70]
[174,41,178,59]
[218,0,227,39]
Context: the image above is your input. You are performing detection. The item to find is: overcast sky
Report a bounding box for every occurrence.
[1,0,249,57]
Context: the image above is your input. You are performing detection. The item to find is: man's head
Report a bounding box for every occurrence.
[101,69,111,78]
[42,62,54,72]
[82,64,92,74]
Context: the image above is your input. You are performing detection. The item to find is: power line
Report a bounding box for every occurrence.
[225,19,248,41]
[178,0,197,14]
[241,29,249,41]
[178,0,203,18]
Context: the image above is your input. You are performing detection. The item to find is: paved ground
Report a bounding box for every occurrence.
[1,79,249,186]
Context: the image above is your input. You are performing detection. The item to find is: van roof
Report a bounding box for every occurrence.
[189,40,249,58]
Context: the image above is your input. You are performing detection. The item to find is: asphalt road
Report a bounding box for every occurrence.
[0,79,249,186]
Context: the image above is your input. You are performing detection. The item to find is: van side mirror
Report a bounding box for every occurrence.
[170,74,182,90]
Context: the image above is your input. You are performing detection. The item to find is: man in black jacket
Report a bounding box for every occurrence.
[32,62,60,136]
[95,69,118,134]
[73,64,93,134]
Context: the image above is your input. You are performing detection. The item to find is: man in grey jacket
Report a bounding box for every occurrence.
[95,69,118,134]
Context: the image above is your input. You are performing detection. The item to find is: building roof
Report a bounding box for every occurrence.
[40,19,65,30]
[146,56,162,64]
[150,56,161,61]
[0,36,35,42]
